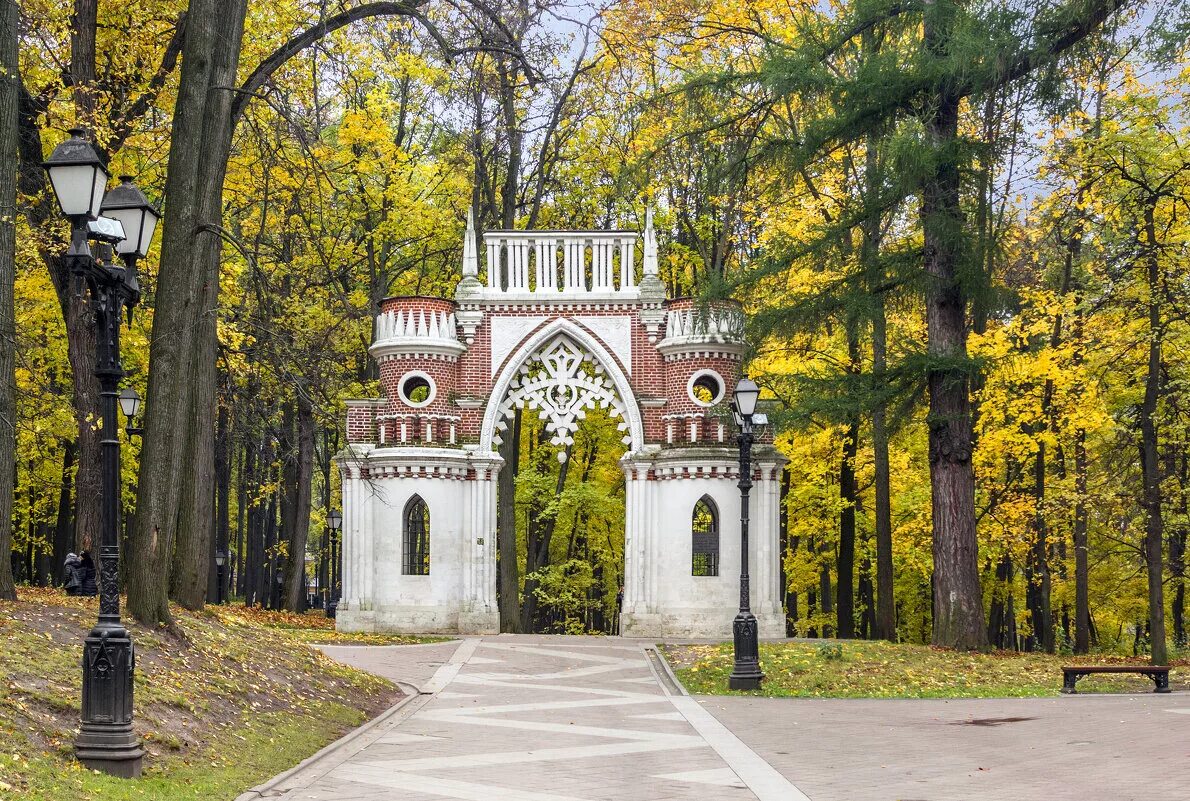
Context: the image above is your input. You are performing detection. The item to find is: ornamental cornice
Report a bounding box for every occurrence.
[371,339,467,361]
[659,345,748,361]
[337,445,505,479]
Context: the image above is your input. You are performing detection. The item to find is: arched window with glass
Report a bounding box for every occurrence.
[691,495,719,577]
[402,496,430,575]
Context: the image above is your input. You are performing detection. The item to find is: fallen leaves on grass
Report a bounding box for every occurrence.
[662,640,1189,698]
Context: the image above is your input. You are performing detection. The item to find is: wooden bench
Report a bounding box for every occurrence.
[1061,665,1171,694]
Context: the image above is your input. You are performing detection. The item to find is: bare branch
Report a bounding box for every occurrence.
[231,0,538,125]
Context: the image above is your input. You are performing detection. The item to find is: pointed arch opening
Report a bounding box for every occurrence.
[403,495,430,575]
[480,319,644,454]
[692,495,719,577]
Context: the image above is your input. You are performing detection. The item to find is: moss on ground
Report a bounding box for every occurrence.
[0,587,433,801]
[661,639,1189,698]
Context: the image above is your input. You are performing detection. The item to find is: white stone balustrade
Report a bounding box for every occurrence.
[483,231,639,297]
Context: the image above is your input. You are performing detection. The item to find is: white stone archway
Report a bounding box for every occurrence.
[479,318,645,455]
[336,220,786,638]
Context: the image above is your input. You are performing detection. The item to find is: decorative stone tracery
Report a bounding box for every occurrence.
[335,211,786,638]
[494,335,630,454]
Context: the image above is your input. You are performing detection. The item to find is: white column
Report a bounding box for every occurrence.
[483,469,498,608]
[360,473,374,609]
[622,463,641,613]
[646,474,659,613]
[341,469,354,609]
[752,462,782,619]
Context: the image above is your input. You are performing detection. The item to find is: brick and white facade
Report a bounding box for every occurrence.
[335,211,785,637]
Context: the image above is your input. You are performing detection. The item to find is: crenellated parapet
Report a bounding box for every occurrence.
[657,298,747,359]
[370,297,465,363]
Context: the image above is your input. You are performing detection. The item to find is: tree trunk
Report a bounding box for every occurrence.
[0,0,19,601]
[282,396,315,611]
[521,439,572,632]
[1025,438,1053,652]
[242,440,259,605]
[126,0,219,624]
[837,323,860,638]
[871,315,895,640]
[63,1,104,555]
[818,552,833,638]
[497,409,521,631]
[171,303,218,610]
[858,36,897,644]
[128,0,247,625]
[1172,451,1186,647]
[52,443,75,584]
[1140,200,1167,666]
[922,1,987,650]
[209,401,230,603]
[1073,429,1091,653]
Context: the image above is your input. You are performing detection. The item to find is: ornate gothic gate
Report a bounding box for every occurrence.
[335,213,785,637]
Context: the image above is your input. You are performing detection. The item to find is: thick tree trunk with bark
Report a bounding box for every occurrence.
[1140,201,1167,666]
[128,0,247,625]
[171,303,218,609]
[922,1,987,650]
[0,0,19,600]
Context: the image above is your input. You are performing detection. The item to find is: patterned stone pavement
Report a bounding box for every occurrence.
[249,636,802,801]
[243,637,1188,801]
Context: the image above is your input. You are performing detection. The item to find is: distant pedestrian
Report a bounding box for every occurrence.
[615,585,624,635]
[77,551,98,597]
[63,552,81,596]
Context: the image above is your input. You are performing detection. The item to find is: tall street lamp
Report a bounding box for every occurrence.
[326,510,342,618]
[729,377,764,691]
[44,128,160,778]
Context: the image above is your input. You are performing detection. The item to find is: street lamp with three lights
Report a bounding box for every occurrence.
[43,127,159,778]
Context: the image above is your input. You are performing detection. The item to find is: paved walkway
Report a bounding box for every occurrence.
[245,636,804,800]
[242,636,1189,801]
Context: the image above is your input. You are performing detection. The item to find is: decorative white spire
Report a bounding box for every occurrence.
[643,205,658,276]
[462,206,479,278]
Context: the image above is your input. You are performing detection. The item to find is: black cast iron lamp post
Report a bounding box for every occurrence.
[326,510,343,617]
[729,377,764,691]
[214,550,227,604]
[44,129,159,778]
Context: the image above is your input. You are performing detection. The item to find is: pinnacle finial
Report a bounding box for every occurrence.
[643,204,658,277]
[462,206,479,278]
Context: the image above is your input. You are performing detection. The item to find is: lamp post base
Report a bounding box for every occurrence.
[728,611,764,691]
[75,624,144,778]
[75,723,144,778]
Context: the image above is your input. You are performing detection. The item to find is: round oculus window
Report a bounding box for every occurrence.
[399,371,436,408]
[687,369,725,407]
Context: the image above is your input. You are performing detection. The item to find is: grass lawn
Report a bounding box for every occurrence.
[208,604,451,646]
[661,639,1190,698]
[0,587,439,801]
